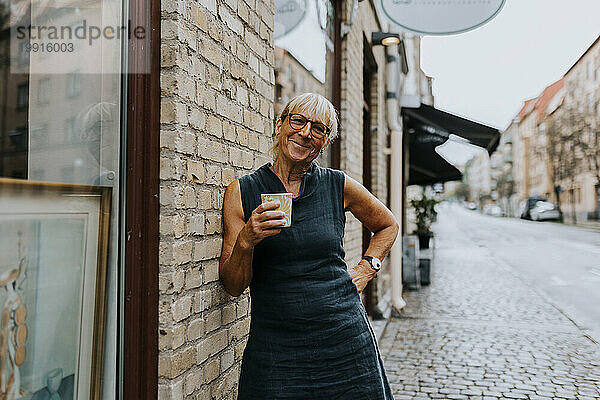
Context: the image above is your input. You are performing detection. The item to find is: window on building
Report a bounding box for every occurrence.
[17,83,28,110]
[0,0,125,396]
[65,117,78,143]
[37,78,50,104]
[296,75,304,92]
[569,188,574,204]
[19,41,30,65]
[8,127,27,151]
[285,64,291,81]
[67,71,81,97]
[30,124,49,147]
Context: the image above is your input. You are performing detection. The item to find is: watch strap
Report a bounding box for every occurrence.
[362,256,381,272]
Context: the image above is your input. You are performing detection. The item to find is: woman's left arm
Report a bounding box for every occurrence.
[344,173,399,293]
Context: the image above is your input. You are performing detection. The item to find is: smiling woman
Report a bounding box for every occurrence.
[219,93,399,399]
[270,92,338,162]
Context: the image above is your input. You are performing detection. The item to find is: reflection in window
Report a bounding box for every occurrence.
[8,127,27,150]
[31,169,45,181]
[275,0,333,83]
[17,83,28,109]
[61,165,74,182]
[66,117,78,143]
[295,75,303,92]
[0,0,124,396]
[0,11,29,178]
[67,71,81,98]
[30,124,49,147]
[19,41,29,65]
[38,78,50,104]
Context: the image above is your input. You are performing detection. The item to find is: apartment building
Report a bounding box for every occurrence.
[554,36,600,221]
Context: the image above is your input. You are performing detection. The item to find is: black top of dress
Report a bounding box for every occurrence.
[237,162,393,399]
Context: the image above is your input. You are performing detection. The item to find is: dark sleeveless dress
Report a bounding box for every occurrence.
[237,162,393,400]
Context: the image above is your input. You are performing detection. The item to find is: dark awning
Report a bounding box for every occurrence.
[402,104,500,186]
[403,104,501,153]
[405,129,463,186]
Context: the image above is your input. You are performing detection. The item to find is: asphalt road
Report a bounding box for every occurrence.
[436,202,600,343]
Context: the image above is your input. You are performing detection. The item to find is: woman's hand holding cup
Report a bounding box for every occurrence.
[238,201,287,250]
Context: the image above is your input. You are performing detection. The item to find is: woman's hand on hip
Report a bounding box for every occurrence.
[349,260,377,293]
[238,201,287,249]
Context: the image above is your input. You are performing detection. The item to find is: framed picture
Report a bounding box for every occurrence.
[0,178,111,400]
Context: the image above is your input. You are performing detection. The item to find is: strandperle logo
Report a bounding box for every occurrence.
[14,19,146,46]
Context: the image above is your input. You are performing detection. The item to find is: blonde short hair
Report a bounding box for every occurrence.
[271,92,339,160]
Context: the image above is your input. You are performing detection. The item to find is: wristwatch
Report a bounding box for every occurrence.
[362,256,382,273]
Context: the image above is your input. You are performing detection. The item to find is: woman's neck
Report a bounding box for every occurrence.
[271,158,311,186]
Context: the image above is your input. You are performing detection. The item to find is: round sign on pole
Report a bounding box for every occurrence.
[380,0,506,36]
[274,0,308,39]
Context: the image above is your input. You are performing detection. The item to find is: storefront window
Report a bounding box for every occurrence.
[0,0,123,396]
[274,0,336,166]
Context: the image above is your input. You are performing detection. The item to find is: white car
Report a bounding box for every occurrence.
[466,202,478,210]
[530,201,561,221]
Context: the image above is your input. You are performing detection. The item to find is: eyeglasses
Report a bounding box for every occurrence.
[282,113,330,140]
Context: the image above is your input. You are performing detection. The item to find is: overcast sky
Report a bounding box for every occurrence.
[421,0,600,165]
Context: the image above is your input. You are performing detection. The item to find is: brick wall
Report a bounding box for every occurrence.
[158,0,274,396]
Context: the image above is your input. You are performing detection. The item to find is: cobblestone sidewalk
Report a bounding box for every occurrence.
[378,218,600,400]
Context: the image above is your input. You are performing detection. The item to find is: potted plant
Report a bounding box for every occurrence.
[410,192,439,249]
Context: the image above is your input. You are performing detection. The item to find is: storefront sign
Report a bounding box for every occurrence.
[380,0,506,35]
[274,0,307,39]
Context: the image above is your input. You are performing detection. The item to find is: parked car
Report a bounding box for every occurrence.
[466,202,478,210]
[530,201,561,221]
[519,196,547,220]
[483,204,504,217]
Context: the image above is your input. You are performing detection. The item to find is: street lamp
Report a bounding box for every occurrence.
[371,32,408,74]
[371,32,401,46]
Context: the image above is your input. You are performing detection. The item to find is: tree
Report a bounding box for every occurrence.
[545,116,569,219]
[545,94,598,223]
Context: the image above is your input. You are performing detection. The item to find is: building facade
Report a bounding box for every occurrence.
[465,149,491,208]
[553,36,600,221]
[492,120,517,216]
[508,37,599,222]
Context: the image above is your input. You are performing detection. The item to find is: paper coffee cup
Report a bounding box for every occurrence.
[261,193,293,227]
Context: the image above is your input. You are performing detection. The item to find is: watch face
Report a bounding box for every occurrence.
[367,257,381,271]
[364,256,382,271]
[373,259,382,270]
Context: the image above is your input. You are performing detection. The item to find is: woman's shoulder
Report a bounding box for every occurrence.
[238,163,271,186]
[314,163,345,182]
[241,163,270,179]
